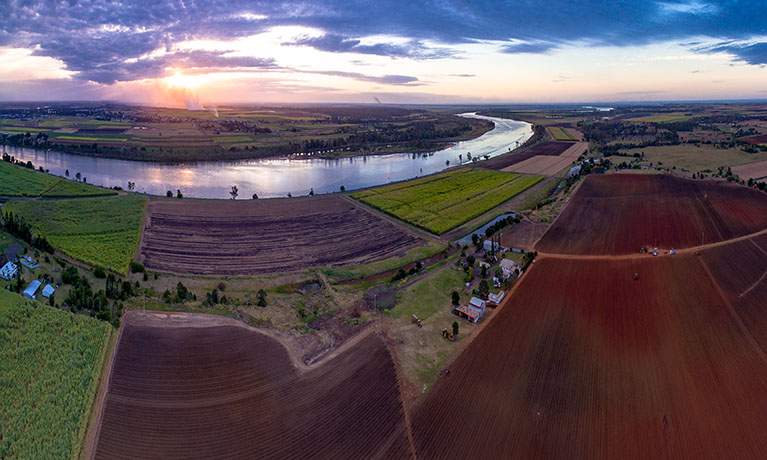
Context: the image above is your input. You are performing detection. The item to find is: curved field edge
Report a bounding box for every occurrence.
[0,160,116,197]
[0,290,114,460]
[2,195,146,275]
[351,169,543,234]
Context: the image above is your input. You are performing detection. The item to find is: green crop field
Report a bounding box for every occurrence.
[0,289,113,460]
[550,127,577,140]
[3,196,146,274]
[0,161,116,197]
[352,169,542,234]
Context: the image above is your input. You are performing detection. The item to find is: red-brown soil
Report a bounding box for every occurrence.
[536,174,767,255]
[412,255,767,459]
[483,141,576,170]
[93,312,412,459]
[740,134,767,145]
[700,234,767,351]
[500,220,549,250]
[139,195,423,275]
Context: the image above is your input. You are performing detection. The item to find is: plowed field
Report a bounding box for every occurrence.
[483,141,576,170]
[536,174,767,255]
[138,195,422,275]
[412,255,767,459]
[93,312,412,459]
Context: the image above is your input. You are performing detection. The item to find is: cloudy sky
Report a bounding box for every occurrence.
[1,0,766,106]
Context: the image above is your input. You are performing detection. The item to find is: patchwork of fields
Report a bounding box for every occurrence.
[3,196,146,274]
[0,289,113,460]
[139,195,422,275]
[0,161,116,197]
[352,169,542,234]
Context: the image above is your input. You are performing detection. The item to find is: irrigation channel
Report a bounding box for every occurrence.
[2,114,532,199]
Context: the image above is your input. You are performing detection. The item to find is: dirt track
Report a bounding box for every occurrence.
[139,195,423,275]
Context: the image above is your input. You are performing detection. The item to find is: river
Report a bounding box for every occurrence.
[1,113,532,199]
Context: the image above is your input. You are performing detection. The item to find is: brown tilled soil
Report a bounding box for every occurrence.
[536,174,767,255]
[93,312,412,459]
[500,220,549,250]
[412,255,767,459]
[138,195,423,275]
[483,141,576,170]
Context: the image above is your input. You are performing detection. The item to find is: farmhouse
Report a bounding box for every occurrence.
[499,259,519,278]
[23,279,41,299]
[1,261,18,280]
[42,284,55,299]
[453,297,487,323]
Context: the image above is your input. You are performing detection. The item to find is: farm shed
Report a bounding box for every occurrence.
[500,259,519,278]
[20,256,40,269]
[454,297,487,323]
[1,261,18,280]
[42,284,55,298]
[23,279,41,299]
[483,240,509,252]
[488,291,505,307]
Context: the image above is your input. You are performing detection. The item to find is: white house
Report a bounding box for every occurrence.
[0,261,18,280]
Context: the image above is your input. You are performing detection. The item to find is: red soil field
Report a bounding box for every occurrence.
[700,234,767,351]
[139,195,423,275]
[740,134,767,145]
[536,174,767,255]
[412,255,767,459]
[483,141,576,170]
[93,312,412,459]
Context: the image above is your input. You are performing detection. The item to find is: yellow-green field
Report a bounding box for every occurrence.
[0,289,113,460]
[352,169,542,234]
[626,113,692,123]
[550,126,577,140]
[0,161,116,197]
[3,196,146,274]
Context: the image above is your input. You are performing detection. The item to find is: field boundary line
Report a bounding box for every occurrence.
[738,239,767,298]
[135,195,150,264]
[698,256,767,368]
[380,335,418,460]
[83,318,124,460]
[531,177,587,250]
[339,193,443,242]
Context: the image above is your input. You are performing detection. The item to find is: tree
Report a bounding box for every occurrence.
[75,172,81,181]
[166,190,173,197]
[93,266,106,279]
[340,185,345,192]
[309,188,314,196]
[257,289,267,307]
[452,321,459,336]
[65,169,69,177]
[230,185,238,200]
[480,265,488,279]
[494,267,503,280]
[451,290,460,306]
[176,189,183,199]
[176,282,188,301]
[127,181,135,191]
[478,279,490,298]
[252,193,258,199]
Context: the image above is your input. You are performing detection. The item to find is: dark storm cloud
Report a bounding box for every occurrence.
[2,0,767,84]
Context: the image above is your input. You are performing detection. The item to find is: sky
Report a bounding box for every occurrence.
[1,0,767,106]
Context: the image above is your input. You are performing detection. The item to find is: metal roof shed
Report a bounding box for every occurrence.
[23,280,41,299]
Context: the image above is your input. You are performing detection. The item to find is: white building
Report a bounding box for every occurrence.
[0,262,18,280]
[42,284,55,299]
[23,280,41,299]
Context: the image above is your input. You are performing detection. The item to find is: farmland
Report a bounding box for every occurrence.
[0,160,116,197]
[412,255,767,459]
[351,169,542,234]
[536,174,767,255]
[139,195,423,275]
[732,160,767,181]
[0,289,113,460]
[482,141,578,171]
[93,312,412,459]
[549,126,577,140]
[0,104,492,162]
[3,196,146,274]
